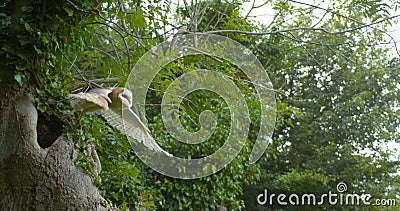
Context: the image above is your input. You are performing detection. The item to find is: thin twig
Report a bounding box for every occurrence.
[182,46,223,63]
[72,78,120,90]
[58,49,90,86]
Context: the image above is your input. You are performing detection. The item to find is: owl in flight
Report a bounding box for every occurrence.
[69,87,172,157]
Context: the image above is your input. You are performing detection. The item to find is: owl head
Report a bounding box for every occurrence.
[108,87,133,110]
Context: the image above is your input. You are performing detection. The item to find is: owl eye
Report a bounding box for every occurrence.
[121,94,129,101]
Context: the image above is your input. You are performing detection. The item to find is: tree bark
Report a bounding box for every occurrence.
[0,83,106,210]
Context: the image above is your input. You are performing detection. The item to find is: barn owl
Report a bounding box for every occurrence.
[69,87,172,157]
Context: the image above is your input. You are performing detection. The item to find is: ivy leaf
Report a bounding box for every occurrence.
[24,22,33,32]
[21,6,33,12]
[14,73,27,86]
[64,7,74,17]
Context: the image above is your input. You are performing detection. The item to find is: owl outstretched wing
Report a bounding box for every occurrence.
[69,88,112,113]
[100,108,172,157]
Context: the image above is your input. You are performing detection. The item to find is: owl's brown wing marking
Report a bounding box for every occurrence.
[100,108,172,157]
[69,89,112,113]
[88,88,113,101]
[85,88,113,108]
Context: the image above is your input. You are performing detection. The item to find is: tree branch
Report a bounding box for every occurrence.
[287,0,400,56]
[189,14,400,36]
[72,78,120,90]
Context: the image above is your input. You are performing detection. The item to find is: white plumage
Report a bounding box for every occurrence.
[69,87,172,157]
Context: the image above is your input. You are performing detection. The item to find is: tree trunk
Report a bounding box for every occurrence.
[0,82,106,210]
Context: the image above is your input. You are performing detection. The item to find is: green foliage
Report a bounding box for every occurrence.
[244,0,400,210]
[141,54,263,209]
[3,0,399,210]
